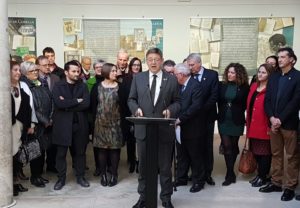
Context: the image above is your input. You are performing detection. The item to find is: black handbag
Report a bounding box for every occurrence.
[17,134,41,165]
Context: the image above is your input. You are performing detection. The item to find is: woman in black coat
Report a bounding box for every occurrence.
[118,57,142,173]
[218,63,249,186]
[20,61,53,188]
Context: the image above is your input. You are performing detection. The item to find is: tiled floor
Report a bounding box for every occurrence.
[12,135,300,208]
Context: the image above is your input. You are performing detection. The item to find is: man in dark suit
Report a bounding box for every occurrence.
[36,55,60,174]
[259,47,300,201]
[186,53,219,185]
[128,48,180,208]
[52,60,90,190]
[174,63,205,193]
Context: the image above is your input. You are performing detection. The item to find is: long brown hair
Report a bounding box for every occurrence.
[222,63,249,87]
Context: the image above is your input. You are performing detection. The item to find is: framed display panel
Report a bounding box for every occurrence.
[189,17,294,75]
[8,17,37,59]
[63,18,163,65]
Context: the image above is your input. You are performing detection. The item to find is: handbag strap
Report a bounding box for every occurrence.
[243,137,249,150]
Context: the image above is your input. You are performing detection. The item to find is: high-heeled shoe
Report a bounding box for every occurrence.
[100,174,108,187]
[108,175,118,187]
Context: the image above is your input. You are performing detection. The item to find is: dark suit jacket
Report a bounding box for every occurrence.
[179,77,204,140]
[265,68,300,130]
[127,70,181,142]
[218,82,249,126]
[52,80,90,146]
[11,88,32,132]
[196,68,219,122]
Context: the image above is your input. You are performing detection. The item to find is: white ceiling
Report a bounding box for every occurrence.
[7,0,300,5]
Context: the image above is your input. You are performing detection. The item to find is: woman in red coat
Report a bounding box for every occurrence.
[246,63,275,187]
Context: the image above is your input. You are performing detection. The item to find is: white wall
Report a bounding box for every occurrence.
[8,0,300,68]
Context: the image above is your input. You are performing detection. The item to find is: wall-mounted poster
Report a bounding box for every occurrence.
[63,18,163,64]
[189,17,294,75]
[8,17,37,59]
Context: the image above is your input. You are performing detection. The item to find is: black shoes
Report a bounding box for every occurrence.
[206,176,215,186]
[162,201,174,208]
[174,180,188,187]
[249,175,260,184]
[190,183,204,193]
[132,199,146,208]
[295,194,300,201]
[222,177,236,186]
[54,178,65,190]
[38,176,49,184]
[30,177,45,188]
[100,174,108,187]
[281,189,295,201]
[108,175,118,187]
[14,183,28,196]
[251,177,267,187]
[259,183,282,193]
[77,177,90,188]
[15,184,28,192]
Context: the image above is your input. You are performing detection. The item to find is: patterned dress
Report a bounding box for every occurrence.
[93,83,123,149]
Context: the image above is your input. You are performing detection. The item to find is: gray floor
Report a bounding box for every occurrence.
[13,135,300,208]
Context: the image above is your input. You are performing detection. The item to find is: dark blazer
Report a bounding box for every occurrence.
[218,82,249,125]
[52,79,90,146]
[11,87,32,132]
[49,73,60,91]
[179,77,204,140]
[128,70,181,142]
[264,68,300,130]
[197,68,219,122]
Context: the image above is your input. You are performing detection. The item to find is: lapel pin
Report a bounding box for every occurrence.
[163,78,167,81]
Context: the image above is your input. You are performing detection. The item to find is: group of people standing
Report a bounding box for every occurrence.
[10,46,300,207]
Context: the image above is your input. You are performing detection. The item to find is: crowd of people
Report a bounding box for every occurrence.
[10,46,300,207]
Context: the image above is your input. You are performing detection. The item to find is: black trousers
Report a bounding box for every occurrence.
[46,144,57,170]
[137,139,173,203]
[30,150,45,178]
[203,121,215,178]
[176,138,205,184]
[55,129,87,179]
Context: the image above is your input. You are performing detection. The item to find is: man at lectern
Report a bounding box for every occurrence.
[128,48,180,208]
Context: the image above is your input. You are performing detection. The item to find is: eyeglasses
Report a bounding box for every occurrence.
[40,64,49,67]
[28,69,39,73]
[132,64,141,67]
[147,59,161,63]
[12,87,19,98]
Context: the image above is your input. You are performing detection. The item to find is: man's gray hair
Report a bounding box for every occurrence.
[175,63,191,76]
[20,61,36,75]
[93,59,106,69]
[186,53,202,63]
